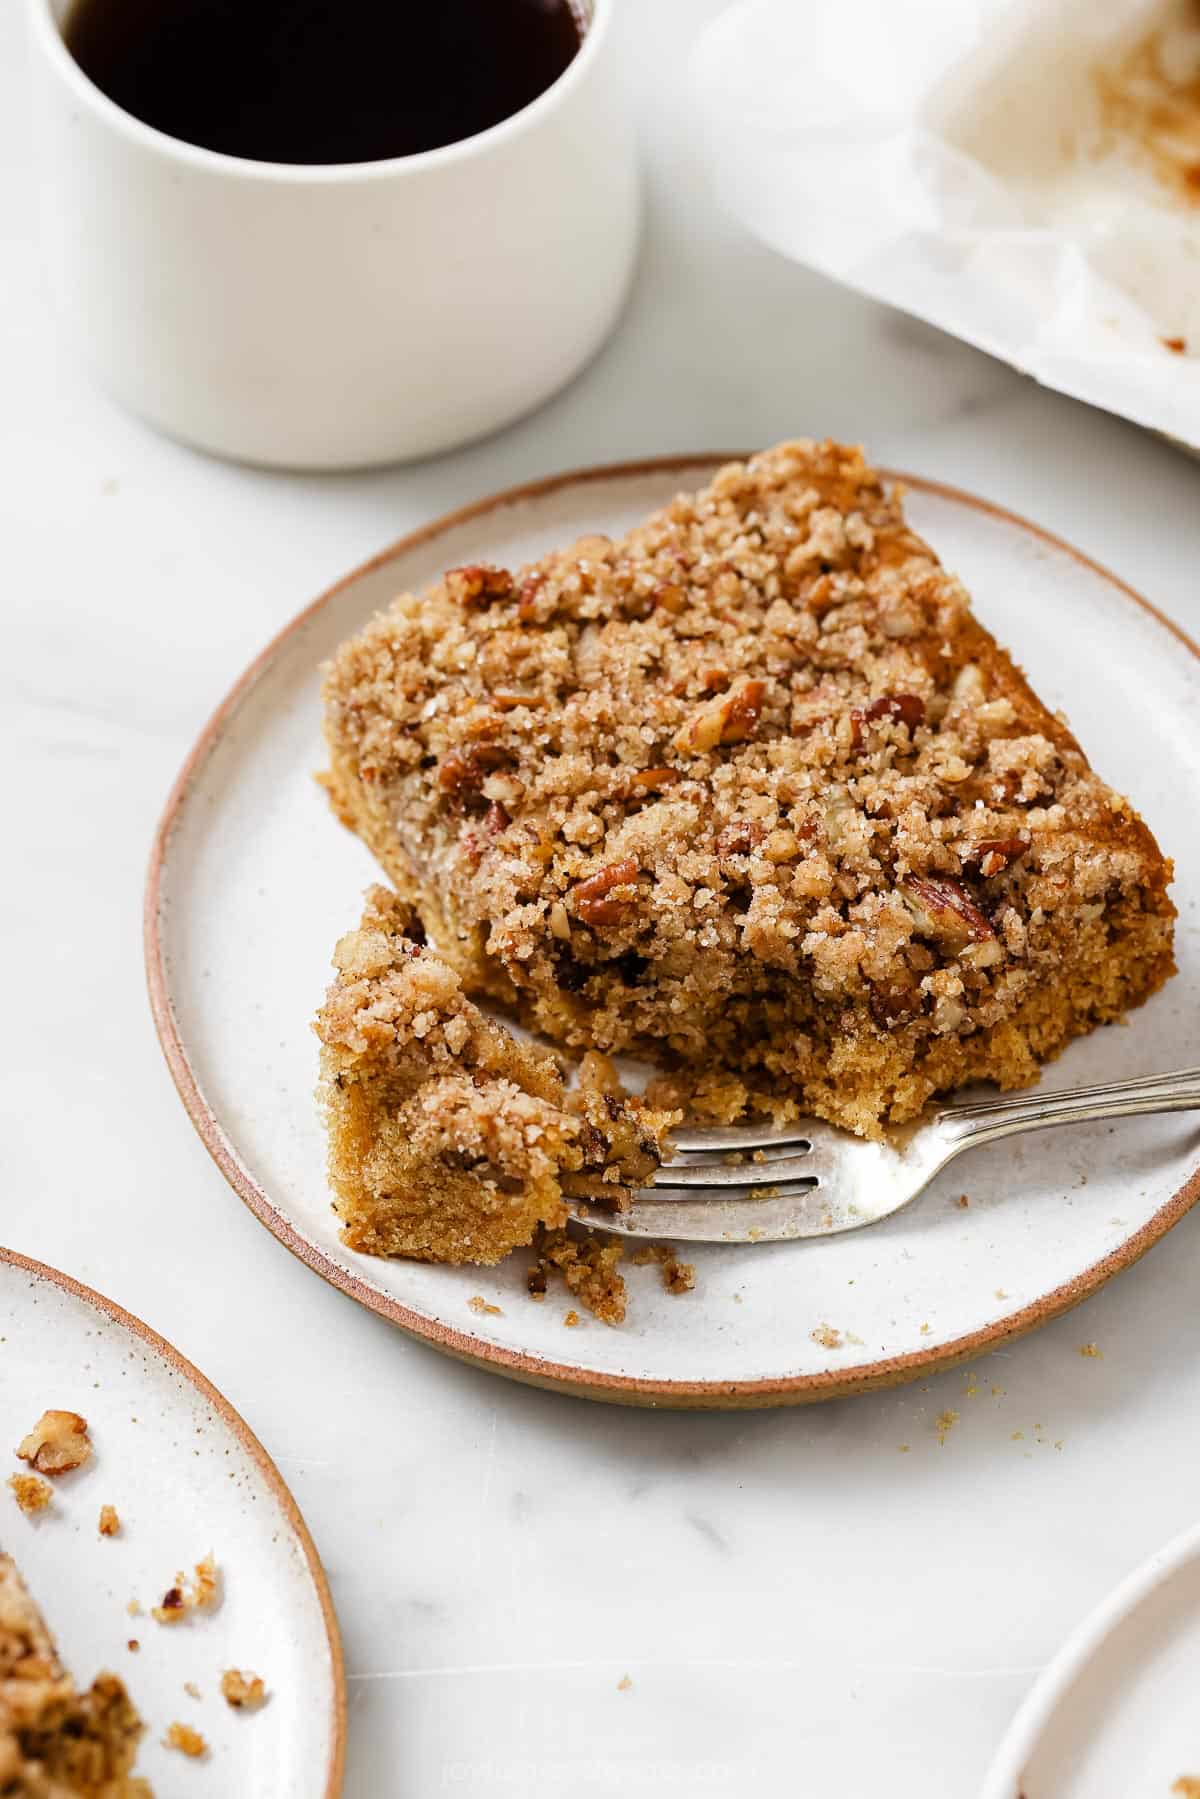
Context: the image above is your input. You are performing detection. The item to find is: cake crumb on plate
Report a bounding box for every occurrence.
[164,1720,207,1758]
[221,1668,268,1710]
[152,1555,219,1624]
[7,1473,51,1516]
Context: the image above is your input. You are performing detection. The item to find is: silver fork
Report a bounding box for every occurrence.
[564,1068,1200,1243]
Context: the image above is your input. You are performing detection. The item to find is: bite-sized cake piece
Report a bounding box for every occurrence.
[314,887,675,1264]
[322,441,1175,1138]
[0,1553,150,1796]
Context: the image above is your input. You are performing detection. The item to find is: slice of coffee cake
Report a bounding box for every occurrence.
[315,887,674,1264]
[0,1554,150,1796]
[321,442,1175,1138]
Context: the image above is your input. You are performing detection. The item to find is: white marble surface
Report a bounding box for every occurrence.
[3,2,1199,1794]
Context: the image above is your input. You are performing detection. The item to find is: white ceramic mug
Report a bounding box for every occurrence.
[27,0,638,470]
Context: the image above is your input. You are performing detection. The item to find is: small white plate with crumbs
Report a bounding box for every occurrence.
[146,455,1200,1409]
[979,1520,1200,1799]
[0,1248,344,1793]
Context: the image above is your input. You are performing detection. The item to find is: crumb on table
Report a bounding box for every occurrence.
[935,1409,959,1444]
[221,1668,268,1710]
[16,1410,92,1476]
[7,1473,51,1516]
[164,1720,207,1758]
[98,1504,120,1537]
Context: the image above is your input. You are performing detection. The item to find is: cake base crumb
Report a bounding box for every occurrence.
[631,1244,696,1294]
[468,1296,503,1317]
[528,1228,626,1325]
[8,1473,51,1516]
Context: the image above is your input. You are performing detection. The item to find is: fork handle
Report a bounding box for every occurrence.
[936,1066,1200,1151]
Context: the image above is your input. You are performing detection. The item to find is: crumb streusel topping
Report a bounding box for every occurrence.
[322,441,1174,1137]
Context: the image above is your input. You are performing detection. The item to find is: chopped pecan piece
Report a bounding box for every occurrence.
[516,572,547,621]
[16,1410,92,1476]
[902,874,996,948]
[445,564,513,607]
[850,692,925,750]
[865,693,925,729]
[960,836,1029,878]
[437,744,512,798]
[571,858,640,928]
[492,690,546,711]
[715,820,767,859]
[628,766,681,793]
[653,581,687,614]
[674,678,768,754]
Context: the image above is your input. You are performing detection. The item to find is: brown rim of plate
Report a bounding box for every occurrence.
[143,453,1200,1411]
[0,1246,348,1787]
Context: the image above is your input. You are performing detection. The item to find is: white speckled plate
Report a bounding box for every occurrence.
[0,1249,344,1791]
[145,457,1200,1408]
[979,1520,1200,1799]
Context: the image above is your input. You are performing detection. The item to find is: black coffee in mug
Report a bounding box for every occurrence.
[63,0,585,165]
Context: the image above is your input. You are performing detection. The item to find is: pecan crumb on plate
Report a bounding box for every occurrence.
[16,1409,92,1476]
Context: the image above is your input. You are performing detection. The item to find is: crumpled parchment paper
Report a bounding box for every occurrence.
[692,0,1200,445]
